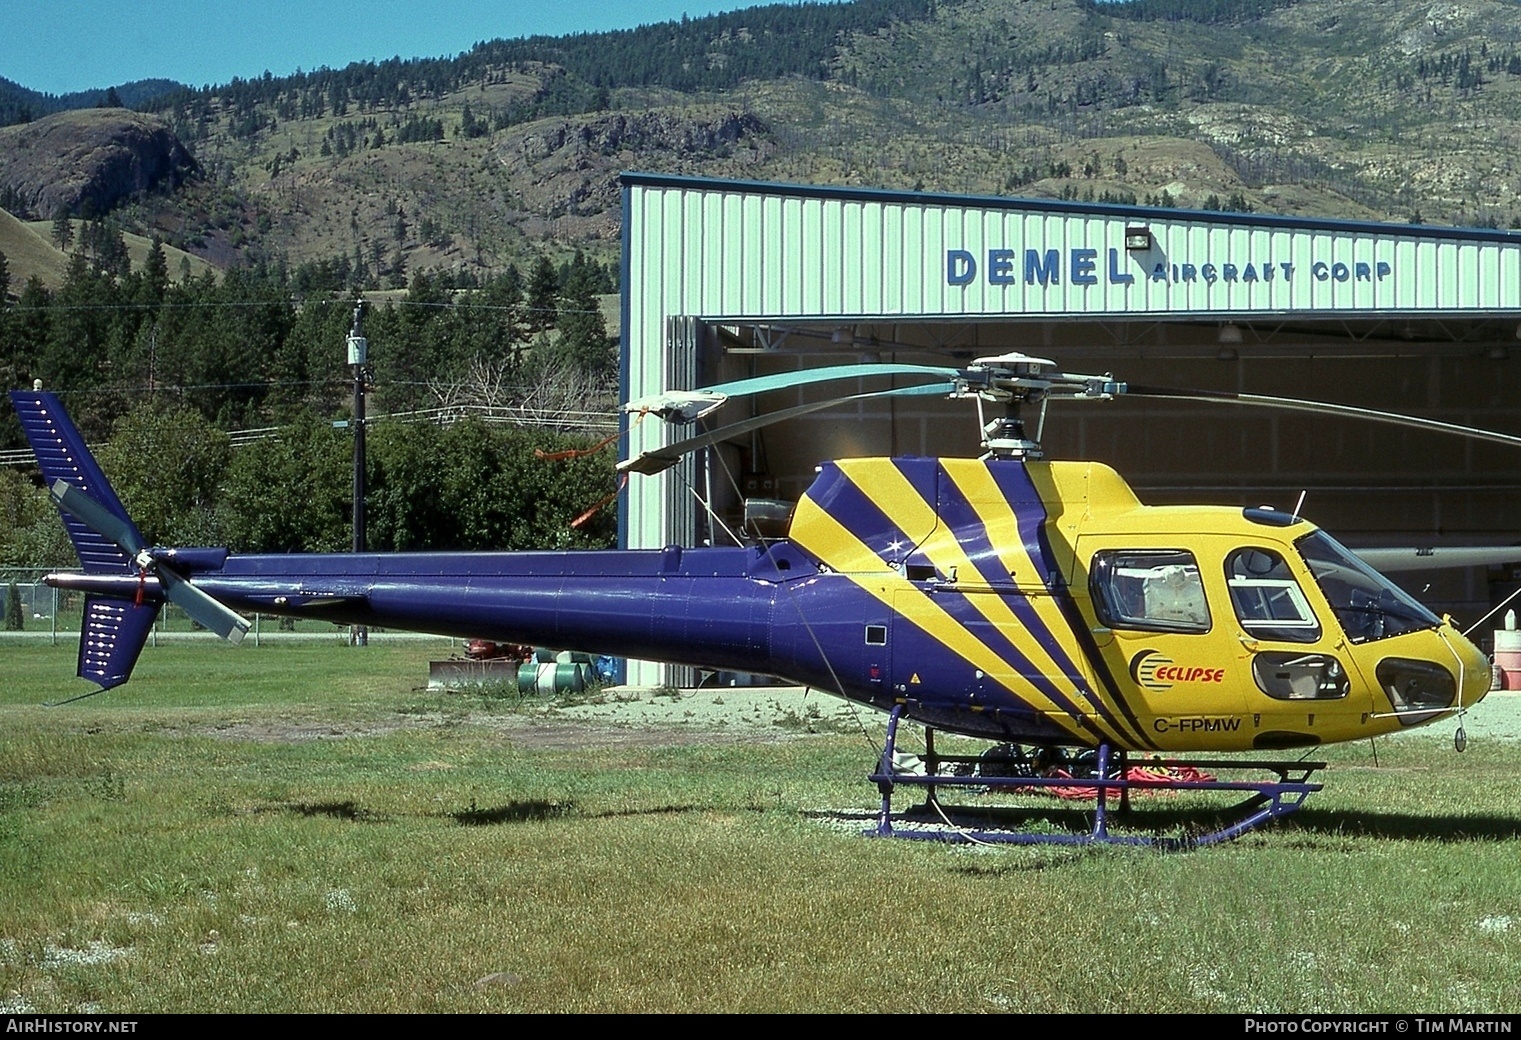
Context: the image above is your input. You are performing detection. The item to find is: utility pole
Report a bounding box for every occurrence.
[347,301,368,647]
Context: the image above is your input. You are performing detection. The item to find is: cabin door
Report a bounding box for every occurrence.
[1077,540,1249,749]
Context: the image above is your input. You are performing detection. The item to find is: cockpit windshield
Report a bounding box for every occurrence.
[1295,530,1442,643]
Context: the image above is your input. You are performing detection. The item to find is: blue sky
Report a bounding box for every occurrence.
[4,1,806,96]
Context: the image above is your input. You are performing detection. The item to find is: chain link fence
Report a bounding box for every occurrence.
[0,567,449,646]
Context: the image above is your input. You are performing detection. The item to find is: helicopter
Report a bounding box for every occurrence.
[8,352,1514,847]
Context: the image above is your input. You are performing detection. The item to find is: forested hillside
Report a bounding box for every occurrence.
[11,0,1521,285]
[0,75,183,127]
[0,235,619,564]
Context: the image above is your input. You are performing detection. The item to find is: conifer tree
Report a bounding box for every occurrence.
[51,213,73,252]
[4,580,22,631]
[554,251,613,374]
[526,255,559,333]
[141,238,169,304]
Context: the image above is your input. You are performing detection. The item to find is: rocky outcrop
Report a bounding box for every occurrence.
[513,110,769,164]
[0,109,197,218]
[494,108,771,236]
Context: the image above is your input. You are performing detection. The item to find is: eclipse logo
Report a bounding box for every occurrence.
[1131,649,1225,691]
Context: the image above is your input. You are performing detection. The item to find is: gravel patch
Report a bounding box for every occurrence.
[171,686,1521,751]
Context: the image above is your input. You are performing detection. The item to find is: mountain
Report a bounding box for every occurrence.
[0,76,187,125]
[3,0,1520,287]
[0,206,67,289]
[0,206,214,292]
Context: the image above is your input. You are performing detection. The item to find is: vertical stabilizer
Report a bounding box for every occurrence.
[10,391,142,574]
[11,391,163,691]
[79,596,159,690]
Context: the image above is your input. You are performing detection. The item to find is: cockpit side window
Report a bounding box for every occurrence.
[1091,550,1211,633]
[1225,548,1321,643]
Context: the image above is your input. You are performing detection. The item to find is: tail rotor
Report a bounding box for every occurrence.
[49,479,250,645]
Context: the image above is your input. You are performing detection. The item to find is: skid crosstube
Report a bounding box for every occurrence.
[866,706,1324,849]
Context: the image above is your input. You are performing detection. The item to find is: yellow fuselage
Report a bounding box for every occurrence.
[1033,459,1490,751]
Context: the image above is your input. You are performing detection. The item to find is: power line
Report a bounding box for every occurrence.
[4,298,604,315]
[1,403,618,468]
[32,375,618,397]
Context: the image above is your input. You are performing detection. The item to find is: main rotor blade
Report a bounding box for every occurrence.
[696,363,961,400]
[1123,386,1521,451]
[1354,546,1521,572]
[156,568,250,645]
[50,480,145,556]
[626,363,959,421]
[619,382,956,475]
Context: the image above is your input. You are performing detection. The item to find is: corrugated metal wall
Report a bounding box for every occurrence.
[626,180,1520,328]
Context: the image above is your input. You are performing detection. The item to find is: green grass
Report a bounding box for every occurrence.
[4,641,1521,1012]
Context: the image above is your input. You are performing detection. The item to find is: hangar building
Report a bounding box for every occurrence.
[616,173,1521,689]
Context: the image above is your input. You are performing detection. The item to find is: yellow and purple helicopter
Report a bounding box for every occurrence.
[10,352,1513,847]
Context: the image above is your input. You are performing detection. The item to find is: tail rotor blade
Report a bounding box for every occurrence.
[50,479,249,645]
[50,480,145,556]
[156,568,250,645]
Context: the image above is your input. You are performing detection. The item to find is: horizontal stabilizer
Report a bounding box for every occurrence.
[78,595,159,690]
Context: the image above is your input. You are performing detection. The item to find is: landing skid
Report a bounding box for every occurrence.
[866,706,1324,849]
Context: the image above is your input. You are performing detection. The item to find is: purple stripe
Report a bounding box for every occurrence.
[807,461,924,566]
[808,463,1064,719]
[985,459,1159,750]
[817,460,1110,736]
[889,457,940,518]
[983,459,1052,583]
[934,462,1147,746]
